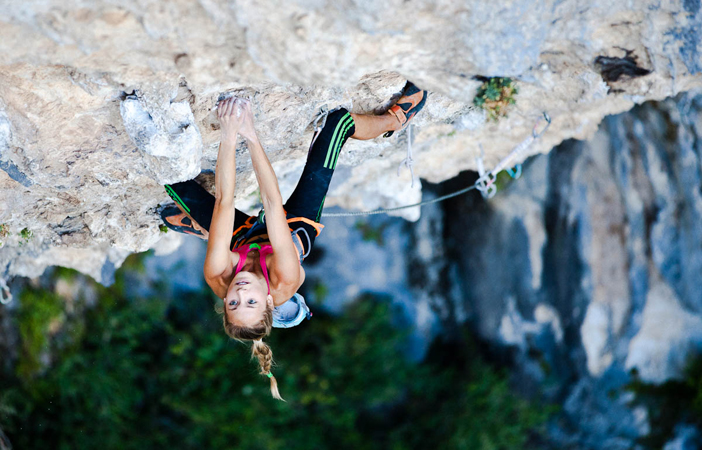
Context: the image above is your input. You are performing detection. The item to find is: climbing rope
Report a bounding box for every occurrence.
[321,112,551,218]
[0,278,12,305]
[321,184,480,217]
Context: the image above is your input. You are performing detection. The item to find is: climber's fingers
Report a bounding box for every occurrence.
[239,98,252,116]
[218,97,250,119]
[222,97,235,118]
[216,98,225,119]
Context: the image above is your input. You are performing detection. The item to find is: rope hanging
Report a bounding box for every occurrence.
[321,112,551,218]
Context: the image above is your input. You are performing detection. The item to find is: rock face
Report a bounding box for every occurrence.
[440,93,702,448]
[1,0,702,282]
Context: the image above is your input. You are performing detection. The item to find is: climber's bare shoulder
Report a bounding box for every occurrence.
[204,251,239,299]
[269,264,306,307]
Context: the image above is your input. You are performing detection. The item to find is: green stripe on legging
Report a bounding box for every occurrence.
[164,185,190,213]
[331,119,355,169]
[323,113,353,169]
[316,196,326,222]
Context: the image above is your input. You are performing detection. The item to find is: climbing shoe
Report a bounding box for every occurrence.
[160,205,205,238]
[384,81,428,138]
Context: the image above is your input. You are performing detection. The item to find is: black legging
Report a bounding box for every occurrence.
[164,108,356,251]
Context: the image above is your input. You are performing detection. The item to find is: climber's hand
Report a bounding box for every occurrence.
[217,97,245,142]
[237,100,259,143]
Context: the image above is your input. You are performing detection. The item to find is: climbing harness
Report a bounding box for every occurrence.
[397,124,416,188]
[321,112,551,218]
[0,278,12,305]
[291,227,313,260]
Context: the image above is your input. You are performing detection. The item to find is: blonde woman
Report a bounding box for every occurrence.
[161,83,428,399]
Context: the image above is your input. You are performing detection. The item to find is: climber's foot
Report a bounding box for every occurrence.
[160,205,209,240]
[384,81,428,138]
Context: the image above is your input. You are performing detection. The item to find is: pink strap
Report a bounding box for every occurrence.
[258,245,273,295]
[232,244,273,295]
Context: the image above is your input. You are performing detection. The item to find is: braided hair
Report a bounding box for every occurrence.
[222,306,284,401]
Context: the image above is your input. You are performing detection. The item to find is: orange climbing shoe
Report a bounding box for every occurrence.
[384,81,428,138]
[160,205,207,239]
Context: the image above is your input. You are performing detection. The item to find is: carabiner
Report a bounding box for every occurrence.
[506,164,522,179]
[532,112,551,139]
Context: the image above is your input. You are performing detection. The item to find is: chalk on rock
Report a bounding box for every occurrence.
[120,94,202,185]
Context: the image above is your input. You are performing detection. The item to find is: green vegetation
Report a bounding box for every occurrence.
[19,228,32,245]
[159,224,169,233]
[311,280,329,304]
[354,220,387,246]
[1,259,552,449]
[15,288,64,379]
[626,357,702,448]
[473,77,518,121]
[492,168,520,193]
[0,223,7,247]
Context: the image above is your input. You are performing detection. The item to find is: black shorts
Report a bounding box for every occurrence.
[164,108,355,254]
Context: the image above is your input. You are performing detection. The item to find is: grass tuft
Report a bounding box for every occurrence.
[473,77,518,121]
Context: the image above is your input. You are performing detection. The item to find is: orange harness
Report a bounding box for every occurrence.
[231,211,324,261]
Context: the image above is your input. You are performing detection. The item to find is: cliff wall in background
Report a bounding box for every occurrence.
[432,93,702,448]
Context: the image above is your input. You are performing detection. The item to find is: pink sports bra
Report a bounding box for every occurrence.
[232,243,273,294]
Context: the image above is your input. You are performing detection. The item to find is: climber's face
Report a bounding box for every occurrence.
[224,271,273,327]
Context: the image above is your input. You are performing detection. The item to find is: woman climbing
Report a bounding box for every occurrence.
[161,82,428,399]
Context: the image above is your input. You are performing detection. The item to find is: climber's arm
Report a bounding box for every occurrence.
[236,101,284,215]
[248,137,301,289]
[204,98,241,284]
[238,102,301,295]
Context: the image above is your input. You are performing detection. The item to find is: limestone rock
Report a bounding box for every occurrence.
[625,273,702,383]
[120,92,202,185]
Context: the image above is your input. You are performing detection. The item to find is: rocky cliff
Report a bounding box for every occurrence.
[432,93,702,448]
[1,0,702,283]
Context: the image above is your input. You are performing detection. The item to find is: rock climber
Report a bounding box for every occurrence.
[161,82,427,399]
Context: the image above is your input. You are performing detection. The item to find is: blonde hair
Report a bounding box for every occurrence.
[222,305,284,401]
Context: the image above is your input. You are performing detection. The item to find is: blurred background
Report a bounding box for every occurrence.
[2,94,702,449]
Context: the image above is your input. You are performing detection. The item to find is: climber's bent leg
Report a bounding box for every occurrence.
[283,108,356,246]
[349,112,400,140]
[164,180,251,233]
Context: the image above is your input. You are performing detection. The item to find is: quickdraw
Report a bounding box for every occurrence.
[308,104,330,152]
[475,112,551,199]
